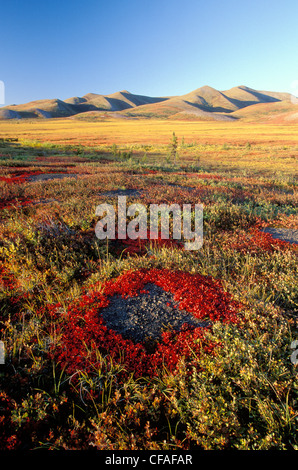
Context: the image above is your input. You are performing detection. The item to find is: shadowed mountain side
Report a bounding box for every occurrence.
[258,90,294,101]
[121,97,238,120]
[223,86,282,108]
[231,100,298,122]
[106,91,167,108]
[0,99,77,119]
[0,109,22,119]
[64,96,88,105]
[66,91,167,112]
[179,86,240,113]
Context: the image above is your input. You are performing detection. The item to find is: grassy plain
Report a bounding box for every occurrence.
[1,117,298,176]
[2,117,298,145]
[0,118,297,450]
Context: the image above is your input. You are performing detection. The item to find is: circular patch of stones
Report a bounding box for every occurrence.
[100,282,210,343]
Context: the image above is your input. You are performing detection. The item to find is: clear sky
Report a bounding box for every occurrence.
[1,0,298,105]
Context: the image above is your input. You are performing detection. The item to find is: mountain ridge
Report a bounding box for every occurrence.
[0,85,297,122]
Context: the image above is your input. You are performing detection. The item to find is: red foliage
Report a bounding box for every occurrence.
[0,264,19,290]
[50,269,242,379]
[144,169,158,174]
[0,197,34,210]
[0,264,31,330]
[227,227,292,254]
[0,392,21,450]
[0,169,71,185]
[0,170,44,184]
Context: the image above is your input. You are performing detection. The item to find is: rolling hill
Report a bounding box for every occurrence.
[0,85,297,122]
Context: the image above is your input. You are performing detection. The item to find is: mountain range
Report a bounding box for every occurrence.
[0,85,297,122]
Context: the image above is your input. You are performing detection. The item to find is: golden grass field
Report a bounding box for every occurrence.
[1,118,297,176]
[2,117,298,145]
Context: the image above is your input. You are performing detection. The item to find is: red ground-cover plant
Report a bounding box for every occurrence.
[49,269,242,380]
[225,227,294,254]
[0,264,19,291]
[0,264,31,330]
[0,170,45,184]
[0,168,74,185]
[0,392,21,450]
[143,169,158,174]
[0,197,34,210]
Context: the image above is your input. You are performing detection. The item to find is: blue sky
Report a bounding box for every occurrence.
[1,0,298,105]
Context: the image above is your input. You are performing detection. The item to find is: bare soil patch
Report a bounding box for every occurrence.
[27,173,77,182]
[262,227,298,245]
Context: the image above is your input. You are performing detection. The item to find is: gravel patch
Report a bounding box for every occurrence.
[100,188,142,198]
[100,283,209,343]
[27,173,77,182]
[262,227,298,245]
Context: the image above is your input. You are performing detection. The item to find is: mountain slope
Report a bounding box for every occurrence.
[180,85,240,113]
[223,85,281,108]
[0,98,77,119]
[231,100,298,123]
